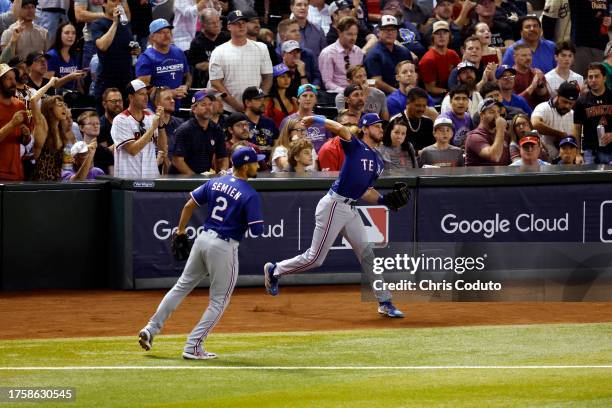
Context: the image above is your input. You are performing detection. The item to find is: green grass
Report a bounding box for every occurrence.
[0,323,611,407]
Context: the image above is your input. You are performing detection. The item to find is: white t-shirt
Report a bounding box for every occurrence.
[208,39,273,113]
[532,100,574,158]
[441,91,483,117]
[545,69,583,97]
[111,109,160,179]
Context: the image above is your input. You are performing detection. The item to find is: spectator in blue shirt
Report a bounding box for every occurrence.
[363,15,413,95]
[136,18,191,109]
[497,64,532,115]
[502,15,556,73]
[47,22,86,92]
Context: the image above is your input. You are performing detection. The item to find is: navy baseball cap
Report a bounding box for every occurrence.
[559,136,578,147]
[478,97,503,113]
[192,88,224,104]
[242,86,266,102]
[227,10,249,24]
[231,147,266,167]
[359,113,383,128]
[149,18,173,34]
[226,112,249,128]
[495,64,517,79]
[26,51,50,66]
[557,81,579,101]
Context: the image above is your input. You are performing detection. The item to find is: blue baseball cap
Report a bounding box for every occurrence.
[297,84,318,97]
[191,88,225,104]
[231,147,266,167]
[149,18,173,34]
[273,63,290,78]
[559,136,578,147]
[495,64,517,79]
[358,113,383,128]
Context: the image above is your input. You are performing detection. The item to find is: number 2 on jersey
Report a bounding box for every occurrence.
[211,197,228,222]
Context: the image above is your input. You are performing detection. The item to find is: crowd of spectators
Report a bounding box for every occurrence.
[0,0,611,182]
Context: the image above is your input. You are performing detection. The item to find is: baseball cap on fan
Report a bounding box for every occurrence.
[379,15,399,28]
[227,10,249,24]
[231,147,265,167]
[329,0,353,15]
[432,20,450,34]
[149,18,173,34]
[192,88,225,103]
[282,40,302,54]
[70,141,89,157]
[519,130,540,146]
[126,79,152,94]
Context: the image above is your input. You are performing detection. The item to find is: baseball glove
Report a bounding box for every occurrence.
[171,232,193,261]
[382,182,411,211]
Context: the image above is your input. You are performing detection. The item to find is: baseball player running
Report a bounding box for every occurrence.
[264,113,410,317]
[139,147,265,359]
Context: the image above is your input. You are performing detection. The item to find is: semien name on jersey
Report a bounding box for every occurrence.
[210,182,242,200]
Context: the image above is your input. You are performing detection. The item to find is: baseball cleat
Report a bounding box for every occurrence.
[264,262,279,296]
[378,302,404,318]
[138,328,153,351]
[182,351,218,360]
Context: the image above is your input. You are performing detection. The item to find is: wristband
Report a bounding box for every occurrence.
[313,115,326,126]
[377,195,385,205]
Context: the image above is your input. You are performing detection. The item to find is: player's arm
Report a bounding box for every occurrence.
[301,115,352,141]
[176,198,198,234]
[361,187,381,204]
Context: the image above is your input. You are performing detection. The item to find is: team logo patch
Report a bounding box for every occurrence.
[331,206,389,250]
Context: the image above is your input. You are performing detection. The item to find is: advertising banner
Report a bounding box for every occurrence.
[132,189,415,281]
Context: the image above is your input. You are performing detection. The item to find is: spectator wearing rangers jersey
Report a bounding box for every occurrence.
[136,19,191,110]
[111,79,168,179]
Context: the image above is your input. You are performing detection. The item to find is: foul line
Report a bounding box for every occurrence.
[1,365,611,371]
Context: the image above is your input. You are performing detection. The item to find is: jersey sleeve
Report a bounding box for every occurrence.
[245,193,264,236]
[111,115,135,148]
[339,135,359,154]
[190,181,210,206]
[135,52,153,78]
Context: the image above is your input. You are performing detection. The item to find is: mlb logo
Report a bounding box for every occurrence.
[331,206,389,250]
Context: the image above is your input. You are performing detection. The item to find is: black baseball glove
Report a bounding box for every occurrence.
[382,182,411,211]
[171,232,193,261]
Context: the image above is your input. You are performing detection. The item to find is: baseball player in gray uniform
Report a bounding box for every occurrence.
[264,113,409,318]
[139,147,265,359]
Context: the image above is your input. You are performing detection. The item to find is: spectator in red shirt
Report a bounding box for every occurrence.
[317,109,358,171]
[465,97,511,166]
[418,21,460,102]
[512,43,550,109]
[0,64,29,181]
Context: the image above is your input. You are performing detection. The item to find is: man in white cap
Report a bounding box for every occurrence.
[0,63,29,181]
[111,79,167,178]
[363,15,413,94]
[208,10,273,113]
[61,140,105,180]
